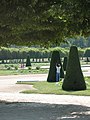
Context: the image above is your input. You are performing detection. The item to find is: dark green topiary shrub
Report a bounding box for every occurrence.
[84,49,90,63]
[63,57,68,71]
[60,65,64,79]
[62,46,86,91]
[84,49,90,57]
[26,55,31,67]
[47,50,64,82]
[36,66,40,70]
[86,57,90,62]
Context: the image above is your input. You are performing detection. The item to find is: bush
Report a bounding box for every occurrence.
[15,66,18,70]
[7,66,11,70]
[28,66,32,70]
[26,55,31,67]
[2,60,4,64]
[63,57,68,71]
[36,66,40,70]
[62,46,86,91]
[47,50,64,82]
[4,65,8,68]
[84,49,90,57]
[10,64,14,67]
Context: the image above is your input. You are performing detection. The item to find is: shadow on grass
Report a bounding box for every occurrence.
[0,102,90,120]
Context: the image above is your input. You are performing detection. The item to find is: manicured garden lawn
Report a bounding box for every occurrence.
[0,69,48,75]
[0,63,49,75]
[17,77,90,96]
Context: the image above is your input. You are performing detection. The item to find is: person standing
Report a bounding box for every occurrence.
[56,63,61,82]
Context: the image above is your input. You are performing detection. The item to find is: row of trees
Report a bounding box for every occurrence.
[0,47,68,61]
[61,37,90,48]
[0,47,90,61]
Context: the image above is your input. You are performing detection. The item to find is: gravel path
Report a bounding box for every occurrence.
[0,71,90,119]
[0,74,47,93]
[0,73,90,107]
[0,66,90,105]
[0,102,90,120]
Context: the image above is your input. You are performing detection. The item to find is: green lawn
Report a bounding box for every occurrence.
[17,77,90,96]
[0,61,89,75]
[0,63,49,75]
[0,69,48,75]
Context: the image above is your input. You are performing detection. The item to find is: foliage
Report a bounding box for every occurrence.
[84,48,90,57]
[62,46,86,91]
[63,57,68,71]
[36,66,40,70]
[47,50,64,82]
[67,37,89,48]
[0,0,90,47]
[78,48,85,58]
[0,47,68,60]
[26,55,31,67]
[14,66,18,70]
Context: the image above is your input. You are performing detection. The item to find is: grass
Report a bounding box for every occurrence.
[0,63,49,75]
[17,77,90,96]
[0,61,89,75]
[0,69,48,75]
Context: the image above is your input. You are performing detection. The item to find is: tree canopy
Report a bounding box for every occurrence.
[0,0,90,47]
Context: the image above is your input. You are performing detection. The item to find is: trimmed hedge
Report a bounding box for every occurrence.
[84,49,90,57]
[0,47,68,60]
[63,57,68,71]
[62,46,86,91]
[26,55,31,67]
[47,50,64,82]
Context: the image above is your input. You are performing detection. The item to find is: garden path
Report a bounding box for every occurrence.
[0,66,90,107]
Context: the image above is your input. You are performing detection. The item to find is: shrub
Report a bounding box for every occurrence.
[86,57,90,62]
[7,66,11,70]
[2,60,4,64]
[4,65,8,68]
[15,66,18,70]
[62,46,86,91]
[63,57,68,71]
[26,55,31,67]
[47,50,64,82]
[36,66,40,70]
[84,49,90,57]
[10,64,14,67]
[28,66,32,70]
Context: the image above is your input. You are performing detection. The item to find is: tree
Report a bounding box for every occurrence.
[0,0,90,47]
[62,46,86,91]
[47,50,64,82]
[26,55,31,67]
[87,37,90,47]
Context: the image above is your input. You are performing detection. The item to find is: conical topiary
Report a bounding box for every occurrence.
[26,55,31,67]
[47,50,64,82]
[63,57,68,71]
[62,46,86,91]
[60,64,64,79]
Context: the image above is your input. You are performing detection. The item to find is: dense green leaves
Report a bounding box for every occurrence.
[62,46,86,91]
[84,49,90,57]
[0,47,68,60]
[47,50,64,82]
[26,55,31,67]
[0,0,90,46]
